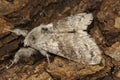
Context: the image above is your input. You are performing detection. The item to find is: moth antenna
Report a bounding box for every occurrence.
[10,28,28,37]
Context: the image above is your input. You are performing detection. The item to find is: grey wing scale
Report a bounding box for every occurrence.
[36,30,101,65]
[53,13,93,32]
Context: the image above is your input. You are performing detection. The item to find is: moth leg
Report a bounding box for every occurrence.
[6,52,21,69]
[6,60,16,69]
[39,49,50,63]
[6,47,38,69]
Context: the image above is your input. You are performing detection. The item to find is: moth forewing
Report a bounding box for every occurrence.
[34,30,101,65]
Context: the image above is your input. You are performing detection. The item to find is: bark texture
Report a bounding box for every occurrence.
[0,0,120,80]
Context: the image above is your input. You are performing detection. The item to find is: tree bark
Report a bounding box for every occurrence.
[0,0,120,80]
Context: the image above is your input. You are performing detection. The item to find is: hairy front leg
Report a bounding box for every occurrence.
[6,47,38,69]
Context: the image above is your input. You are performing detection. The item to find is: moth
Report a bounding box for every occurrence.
[7,13,102,68]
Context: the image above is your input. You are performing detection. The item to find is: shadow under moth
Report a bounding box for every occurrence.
[8,13,102,68]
